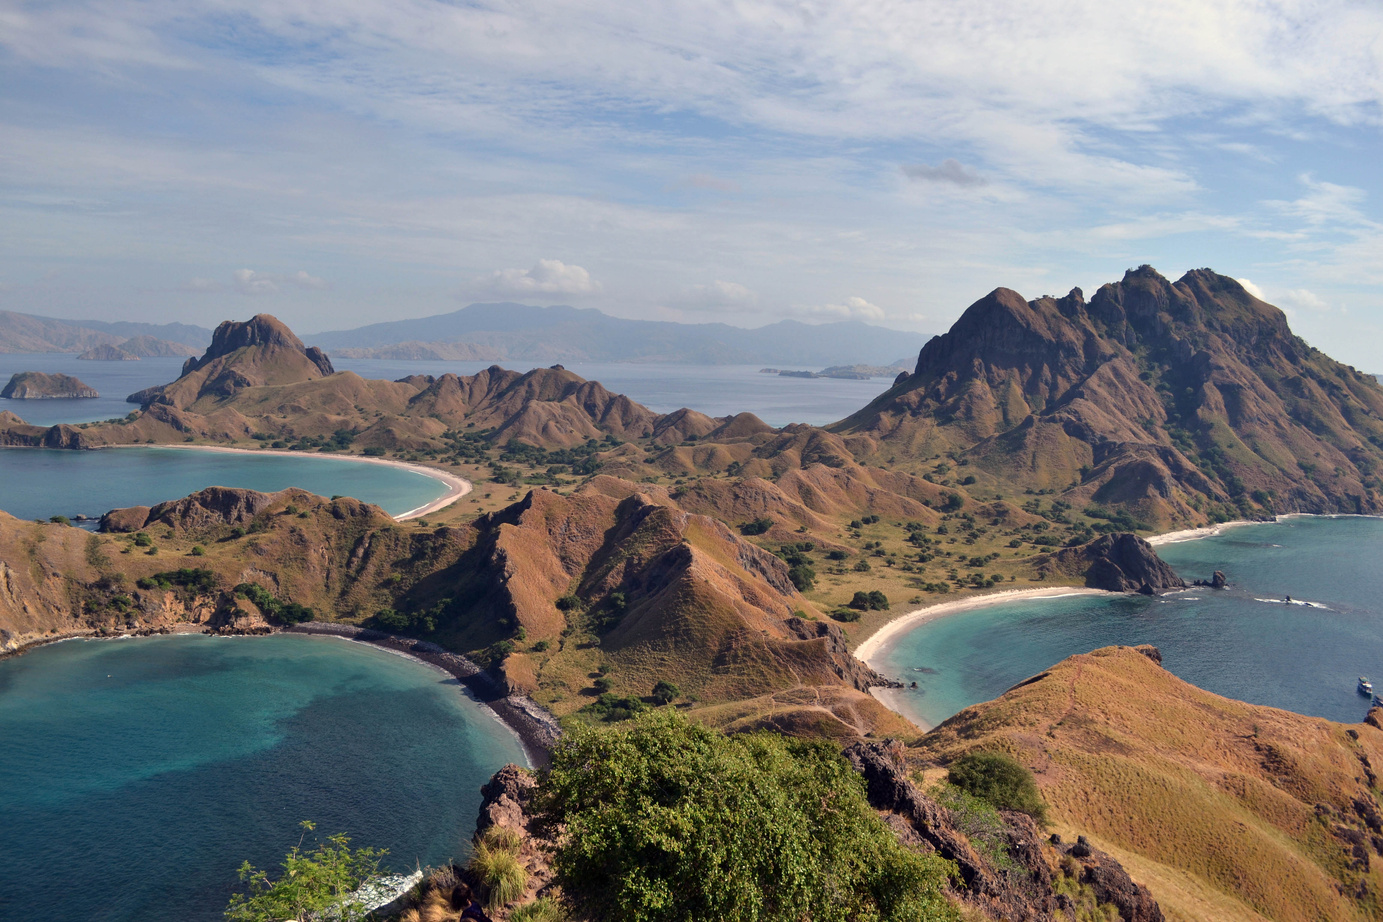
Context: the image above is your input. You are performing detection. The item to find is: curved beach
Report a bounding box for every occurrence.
[123,443,471,521]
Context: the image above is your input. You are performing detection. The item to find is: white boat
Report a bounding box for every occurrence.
[1360,677,1374,696]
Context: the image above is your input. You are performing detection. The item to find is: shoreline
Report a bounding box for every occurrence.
[106,443,471,521]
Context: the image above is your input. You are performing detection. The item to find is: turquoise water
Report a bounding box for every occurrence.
[875,516,1383,728]
[0,633,525,922]
[0,447,449,521]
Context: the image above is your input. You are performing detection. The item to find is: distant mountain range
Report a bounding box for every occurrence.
[0,311,212,353]
[310,302,933,366]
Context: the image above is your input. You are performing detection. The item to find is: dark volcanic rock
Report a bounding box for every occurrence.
[1062,840,1166,922]
[1193,570,1228,589]
[785,616,898,691]
[2,371,98,399]
[1064,533,1186,594]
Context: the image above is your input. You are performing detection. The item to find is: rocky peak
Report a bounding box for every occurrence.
[181,314,333,377]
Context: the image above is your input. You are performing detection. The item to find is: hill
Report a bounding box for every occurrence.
[833,267,1383,530]
[0,310,210,353]
[915,644,1383,922]
[310,302,932,366]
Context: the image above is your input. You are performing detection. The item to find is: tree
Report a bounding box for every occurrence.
[651,680,680,704]
[537,710,956,922]
[947,751,1046,821]
[224,821,386,922]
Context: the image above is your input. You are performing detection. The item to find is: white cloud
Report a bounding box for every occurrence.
[483,259,601,296]
[1236,278,1265,300]
[233,269,279,296]
[286,270,330,290]
[1277,288,1331,313]
[803,297,886,322]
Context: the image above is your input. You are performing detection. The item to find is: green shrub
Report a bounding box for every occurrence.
[49,515,70,526]
[225,820,384,922]
[740,518,773,536]
[190,545,206,556]
[469,827,527,912]
[509,896,568,922]
[787,563,815,592]
[532,640,550,653]
[829,608,861,622]
[537,710,956,922]
[946,751,1046,821]
[133,531,153,547]
[651,680,680,705]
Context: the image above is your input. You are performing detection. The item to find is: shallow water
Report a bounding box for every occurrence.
[0,447,449,522]
[0,633,525,922]
[874,516,1383,728]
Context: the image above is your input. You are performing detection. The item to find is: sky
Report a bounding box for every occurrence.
[1,1,1382,364]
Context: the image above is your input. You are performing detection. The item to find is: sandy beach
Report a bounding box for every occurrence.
[853,586,1116,666]
[1145,519,1260,546]
[118,443,471,521]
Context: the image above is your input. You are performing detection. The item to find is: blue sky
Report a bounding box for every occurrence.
[2,1,1382,365]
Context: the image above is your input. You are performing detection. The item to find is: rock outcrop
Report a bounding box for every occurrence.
[1193,569,1228,589]
[2,371,98,399]
[98,486,293,533]
[1054,533,1186,594]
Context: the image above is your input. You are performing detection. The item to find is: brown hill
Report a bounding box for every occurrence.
[0,310,121,353]
[76,343,139,361]
[834,267,1383,529]
[916,645,1383,922]
[1,371,98,399]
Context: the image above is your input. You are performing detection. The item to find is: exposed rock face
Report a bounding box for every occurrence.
[1193,569,1227,589]
[99,486,285,533]
[77,343,139,361]
[835,267,1383,529]
[2,371,98,399]
[843,739,1161,922]
[1053,533,1186,593]
[473,764,554,909]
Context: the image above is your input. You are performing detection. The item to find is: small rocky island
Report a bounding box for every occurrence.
[1,371,99,399]
[76,343,139,361]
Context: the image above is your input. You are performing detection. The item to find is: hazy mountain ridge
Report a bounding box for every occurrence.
[311,302,932,366]
[0,310,210,356]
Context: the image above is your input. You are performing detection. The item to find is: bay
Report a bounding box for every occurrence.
[0,633,526,922]
[873,516,1383,729]
[0,353,187,427]
[0,447,450,522]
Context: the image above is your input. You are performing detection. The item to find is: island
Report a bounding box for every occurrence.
[1,371,99,399]
[76,343,140,361]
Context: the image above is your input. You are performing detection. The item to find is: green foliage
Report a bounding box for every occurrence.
[581,693,649,722]
[930,783,1020,875]
[233,583,315,625]
[537,710,957,922]
[362,446,387,457]
[133,531,153,547]
[740,518,773,536]
[190,544,206,556]
[49,514,70,526]
[555,594,584,612]
[509,896,568,922]
[849,590,890,611]
[532,639,551,653]
[651,680,680,705]
[787,563,816,592]
[136,568,218,594]
[469,826,528,912]
[941,492,965,513]
[829,608,861,623]
[224,821,385,922]
[947,751,1047,821]
[1053,859,1120,922]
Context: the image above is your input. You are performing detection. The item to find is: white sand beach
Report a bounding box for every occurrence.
[122,443,471,521]
[1145,520,1259,546]
[853,586,1115,666]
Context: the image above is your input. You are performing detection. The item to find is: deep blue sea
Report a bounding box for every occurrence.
[0,447,449,522]
[1,353,896,430]
[0,633,526,922]
[874,516,1383,728]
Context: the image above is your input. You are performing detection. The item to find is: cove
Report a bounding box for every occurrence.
[0,446,453,522]
[0,632,526,922]
[872,516,1383,729]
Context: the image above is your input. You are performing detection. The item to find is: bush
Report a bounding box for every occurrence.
[787,563,816,592]
[49,515,70,526]
[225,820,385,922]
[946,751,1046,821]
[740,518,773,536]
[468,827,528,913]
[829,608,861,622]
[651,680,680,705]
[133,531,153,547]
[510,896,568,922]
[190,545,206,556]
[537,710,956,922]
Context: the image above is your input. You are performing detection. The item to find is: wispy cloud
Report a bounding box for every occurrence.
[903,159,986,188]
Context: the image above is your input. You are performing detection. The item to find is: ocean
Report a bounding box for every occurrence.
[0,633,526,922]
[0,447,449,522]
[873,515,1383,729]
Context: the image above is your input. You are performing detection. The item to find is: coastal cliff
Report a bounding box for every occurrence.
[2,371,98,399]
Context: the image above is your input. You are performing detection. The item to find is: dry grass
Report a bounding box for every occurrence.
[469,827,528,913]
[917,645,1383,922]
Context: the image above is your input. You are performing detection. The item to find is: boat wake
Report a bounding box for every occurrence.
[1253,597,1331,609]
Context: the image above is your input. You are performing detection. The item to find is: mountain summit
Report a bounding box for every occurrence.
[835,266,1383,528]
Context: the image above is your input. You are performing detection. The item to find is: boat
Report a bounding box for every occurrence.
[1360,677,1374,696]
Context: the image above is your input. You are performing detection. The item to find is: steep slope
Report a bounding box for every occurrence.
[916,645,1383,922]
[835,267,1383,528]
